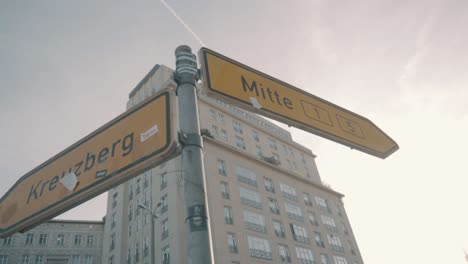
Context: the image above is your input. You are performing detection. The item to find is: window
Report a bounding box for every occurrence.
[233,121,243,134]
[209,109,216,120]
[322,215,337,232]
[21,255,29,264]
[342,222,349,235]
[74,234,81,246]
[290,224,309,244]
[264,178,275,193]
[217,112,224,122]
[161,219,169,239]
[57,234,64,245]
[280,183,298,201]
[129,185,134,200]
[39,234,47,245]
[314,231,325,247]
[87,235,95,246]
[269,198,280,214]
[112,192,118,208]
[285,203,304,221]
[136,199,141,216]
[35,255,44,264]
[333,256,348,264]
[108,256,114,264]
[135,242,140,262]
[255,145,262,157]
[111,212,116,229]
[0,256,8,264]
[303,193,312,206]
[247,236,272,260]
[211,125,219,136]
[224,207,234,225]
[85,255,94,264]
[240,187,262,209]
[217,159,227,176]
[273,220,285,238]
[144,237,149,257]
[227,233,238,253]
[236,166,257,187]
[25,233,33,245]
[278,244,291,263]
[235,136,246,150]
[220,182,230,199]
[126,248,132,264]
[128,224,132,237]
[160,194,168,214]
[2,236,12,246]
[144,173,149,188]
[136,178,141,194]
[327,234,344,252]
[160,172,167,190]
[220,129,228,141]
[296,247,315,264]
[268,138,277,150]
[71,255,80,264]
[348,240,356,255]
[162,246,170,264]
[320,254,329,264]
[252,130,260,142]
[315,196,331,213]
[243,210,266,233]
[110,233,115,251]
[309,211,318,226]
[129,204,133,221]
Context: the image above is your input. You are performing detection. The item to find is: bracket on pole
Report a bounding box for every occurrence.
[178,131,203,149]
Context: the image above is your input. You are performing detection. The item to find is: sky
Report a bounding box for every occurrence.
[1,0,467,263]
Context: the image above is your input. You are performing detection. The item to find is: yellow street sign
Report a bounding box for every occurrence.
[199,48,398,158]
[0,89,178,238]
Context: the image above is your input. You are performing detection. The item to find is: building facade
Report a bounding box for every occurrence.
[101,64,364,264]
[0,219,104,264]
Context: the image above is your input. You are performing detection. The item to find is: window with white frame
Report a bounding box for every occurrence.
[314,231,325,247]
[278,244,291,263]
[315,196,331,213]
[285,203,304,221]
[162,246,170,264]
[273,220,285,237]
[243,210,266,233]
[235,166,257,187]
[220,182,230,199]
[233,121,243,134]
[85,255,94,264]
[57,234,64,245]
[269,198,280,214]
[252,130,260,142]
[71,255,80,264]
[39,234,47,245]
[227,233,238,253]
[235,136,246,150]
[0,256,8,264]
[333,256,348,264]
[35,255,44,264]
[280,183,298,201]
[256,145,262,157]
[221,129,228,141]
[240,187,262,209]
[327,234,344,252]
[321,215,337,232]
[217,159,227,176]
[320,253,329,264]
[268,138,277,150]
[264,178,275,193]
[21,255,29,264]
[247,236,272,260]
[160,194,168,213]
[295,247,315,264]
[129,185,134,200]
[309,211,318,225]
[303,193,312,206]
[290,223,309,244]
[160,172,167,190]
[25,233,33,244]
[211,125,219,136]
[161,219,169,239]
[87,235,95,246]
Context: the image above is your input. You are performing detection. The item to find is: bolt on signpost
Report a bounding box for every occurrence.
[175,45,212,264]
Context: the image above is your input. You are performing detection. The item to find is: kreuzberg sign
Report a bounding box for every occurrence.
[199,48,398,159]
[0,89,178,238]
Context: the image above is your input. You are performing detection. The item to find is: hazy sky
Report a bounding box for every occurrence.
[1,1,467,263]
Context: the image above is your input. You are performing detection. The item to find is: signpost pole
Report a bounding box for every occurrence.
[175,45,212,264]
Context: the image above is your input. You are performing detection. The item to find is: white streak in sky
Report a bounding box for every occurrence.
[160,0,206,47]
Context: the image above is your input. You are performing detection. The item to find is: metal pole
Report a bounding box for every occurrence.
[175,45,211,264]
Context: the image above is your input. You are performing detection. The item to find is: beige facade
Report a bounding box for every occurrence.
[101,64,364,264]
[0,219,104,264]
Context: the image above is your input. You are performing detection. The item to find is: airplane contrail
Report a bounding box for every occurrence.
[160,0,206,47]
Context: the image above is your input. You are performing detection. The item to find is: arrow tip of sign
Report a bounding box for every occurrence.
[250,97,262,109]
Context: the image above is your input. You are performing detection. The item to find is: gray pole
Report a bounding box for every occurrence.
[175,45,212,264]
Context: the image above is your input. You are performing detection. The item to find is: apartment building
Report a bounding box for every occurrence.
[101,64,364,264]
[0,219,104,264]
